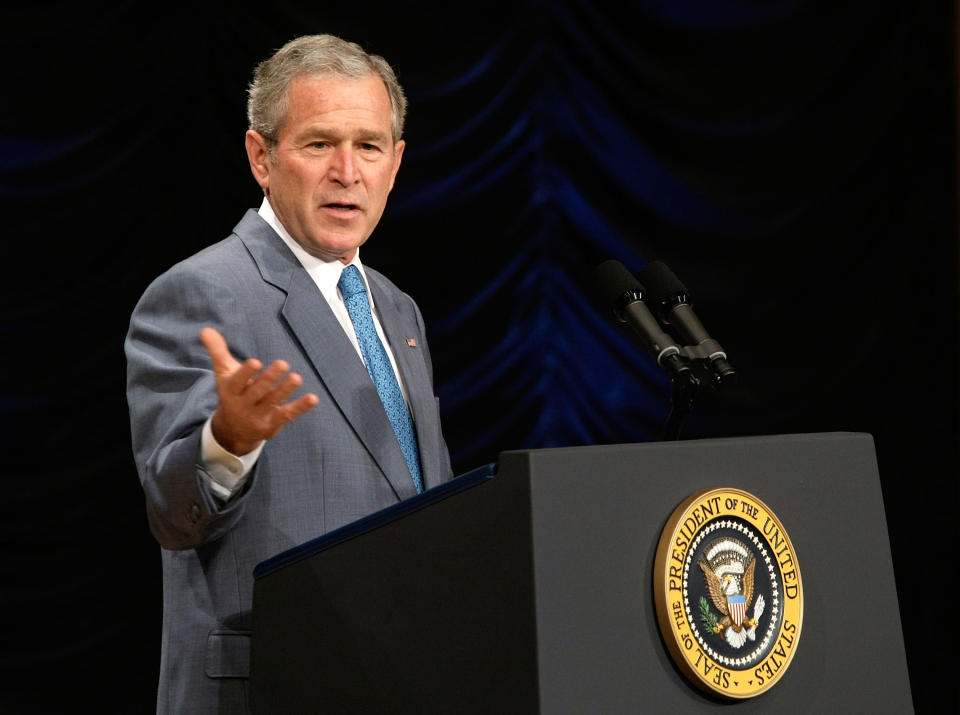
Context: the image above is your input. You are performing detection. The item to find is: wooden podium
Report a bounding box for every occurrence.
[250,433,912,713]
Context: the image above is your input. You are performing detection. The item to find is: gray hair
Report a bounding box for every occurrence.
[247,34,407,145]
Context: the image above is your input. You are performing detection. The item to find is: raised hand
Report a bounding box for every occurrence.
[200,327,319,456]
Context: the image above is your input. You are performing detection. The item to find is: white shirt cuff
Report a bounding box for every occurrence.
[199,416,264,499]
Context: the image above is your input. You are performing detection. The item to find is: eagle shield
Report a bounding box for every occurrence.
[727,594,747,627]
[697,536,765,648]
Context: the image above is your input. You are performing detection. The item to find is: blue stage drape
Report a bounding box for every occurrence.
[1,2,954,711]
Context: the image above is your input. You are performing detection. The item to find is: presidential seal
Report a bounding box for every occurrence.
[653,488,803,698]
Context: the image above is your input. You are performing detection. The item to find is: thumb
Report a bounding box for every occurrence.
[200,327,239,374]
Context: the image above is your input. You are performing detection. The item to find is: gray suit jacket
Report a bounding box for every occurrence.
[125,210,452,714]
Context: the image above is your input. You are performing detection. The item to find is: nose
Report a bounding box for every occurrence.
[328,145,359,186]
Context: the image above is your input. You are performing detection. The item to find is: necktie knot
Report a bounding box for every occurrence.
[338,264,366,301]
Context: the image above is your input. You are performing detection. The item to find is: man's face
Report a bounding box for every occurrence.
[246,73,404,263]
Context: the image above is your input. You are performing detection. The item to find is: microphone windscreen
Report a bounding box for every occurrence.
[588,259,643,309]
[637,261,688,302]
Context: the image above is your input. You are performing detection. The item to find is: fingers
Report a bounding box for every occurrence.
[242,364,318,423]
[223,358,265,395]
[263,392,320,439]
[201,327,301,404]
[200,328,319,450]
[258,366,302,406]
[223,358,295,404]
[200,327,268,393]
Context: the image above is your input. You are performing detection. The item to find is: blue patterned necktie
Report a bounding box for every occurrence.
[338,265,423,494]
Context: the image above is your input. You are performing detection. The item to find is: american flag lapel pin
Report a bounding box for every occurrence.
[406,338,418,348]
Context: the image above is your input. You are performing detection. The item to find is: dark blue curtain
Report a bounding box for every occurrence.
[2,2,955,711]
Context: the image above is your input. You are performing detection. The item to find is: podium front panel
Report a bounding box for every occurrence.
[252,433,911,713]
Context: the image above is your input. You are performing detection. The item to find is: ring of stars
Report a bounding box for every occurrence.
[682,518,781,669]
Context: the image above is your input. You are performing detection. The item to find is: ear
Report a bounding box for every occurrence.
[245,130,272,193]
[387,139,405,193]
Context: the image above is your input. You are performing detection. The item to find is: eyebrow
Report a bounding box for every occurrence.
[297,127,390,145]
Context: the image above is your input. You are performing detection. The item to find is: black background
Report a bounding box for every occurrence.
[1,2,955,712]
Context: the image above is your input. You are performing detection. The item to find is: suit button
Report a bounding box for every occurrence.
[189,504,201,523]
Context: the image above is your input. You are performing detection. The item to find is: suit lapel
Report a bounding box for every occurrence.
[367,274,443,491]
[233,211,418,501]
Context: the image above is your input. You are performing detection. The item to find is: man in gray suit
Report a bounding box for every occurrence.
[125,34,452,713]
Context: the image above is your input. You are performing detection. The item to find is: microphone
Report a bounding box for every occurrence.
[636,261,736,384]
[588,260,691,381]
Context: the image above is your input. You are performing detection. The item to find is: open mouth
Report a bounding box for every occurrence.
[324,202,359,212]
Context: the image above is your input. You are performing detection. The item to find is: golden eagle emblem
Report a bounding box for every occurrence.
[697,537,766,648]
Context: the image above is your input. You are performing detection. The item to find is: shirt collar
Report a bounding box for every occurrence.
[257,197,368,303]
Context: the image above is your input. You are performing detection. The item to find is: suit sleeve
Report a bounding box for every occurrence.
[125,260,257,550]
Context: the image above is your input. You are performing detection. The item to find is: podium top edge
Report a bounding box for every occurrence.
[495,432,875,459]
[253,462,496,581]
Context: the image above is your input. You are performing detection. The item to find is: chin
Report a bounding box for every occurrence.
[305,238,364,261]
